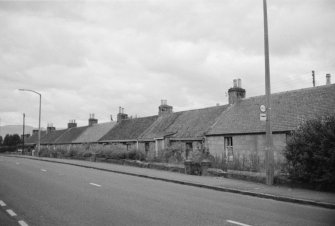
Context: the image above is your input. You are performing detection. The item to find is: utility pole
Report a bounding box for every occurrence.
[23,113,25,154]
[263,0,274,185]
[312,70,315,87]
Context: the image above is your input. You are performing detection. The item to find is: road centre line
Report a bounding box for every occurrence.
[16,162,20,165]
[6,209,17,217]
[18,220,29,226]
[227,220,252,226]
[0,200,6,207]
[89,183,101,187]
[41,169,47,172]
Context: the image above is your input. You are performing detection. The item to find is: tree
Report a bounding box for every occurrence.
[3,134,21,146]
[284,115,335,190]
[3,134,10,146]
[0,136,3,145]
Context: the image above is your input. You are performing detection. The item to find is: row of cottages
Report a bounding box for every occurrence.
[206,80,335,172]
[25,116,116,151]
[24,79,335,173]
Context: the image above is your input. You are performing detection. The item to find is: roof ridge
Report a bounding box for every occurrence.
[119,114,158,122]
[173,104,229,114]
[243,84,335,102]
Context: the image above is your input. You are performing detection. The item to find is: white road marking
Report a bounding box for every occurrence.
[89,183,101,187]
[18,220,29,226]
[41,169,47,172]
[227,220,252,226]
[6,209,17,217]
[16,162,20,165]
[0,200,6,207]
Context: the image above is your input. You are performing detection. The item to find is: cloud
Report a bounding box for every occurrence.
[0,0,334,129]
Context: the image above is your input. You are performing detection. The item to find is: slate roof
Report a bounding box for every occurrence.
[167,105,229,139]
[208,84,335,135]
[137,105,227,140]
[24,131,47,145]
[54,126,89,144]
[73,122,116,143]
[139,112,183,140]
[41,129,68,144]
[99,116,158,141]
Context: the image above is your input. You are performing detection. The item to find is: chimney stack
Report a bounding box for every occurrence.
[67,120,77,128]
[88,113,98,126]
[117,107,128,122]
[228,79,246,104]
[158,99,173,116]
[47,123,56,133]
[326,74,331,85]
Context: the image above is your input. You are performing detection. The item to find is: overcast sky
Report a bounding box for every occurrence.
[0,0,334,130]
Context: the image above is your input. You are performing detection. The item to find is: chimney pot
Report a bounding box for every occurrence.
[233,79,238,88]
[326,74,331,85]
[237,78,242,88]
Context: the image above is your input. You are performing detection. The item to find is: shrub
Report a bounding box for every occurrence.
[284,115,335,191]
[39,147,51,157]
[157,147,184,163]
[189,147,212,163]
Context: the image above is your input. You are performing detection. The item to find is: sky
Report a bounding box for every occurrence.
[0,0,334,131]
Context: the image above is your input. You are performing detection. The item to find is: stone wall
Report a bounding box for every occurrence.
[206,133,287,173]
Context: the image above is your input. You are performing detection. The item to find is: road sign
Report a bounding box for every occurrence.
[260,113,266,121]
[260,105,266,112]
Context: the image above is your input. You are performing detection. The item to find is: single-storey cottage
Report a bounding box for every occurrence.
[138,100,229,160]
[206,81,335,173]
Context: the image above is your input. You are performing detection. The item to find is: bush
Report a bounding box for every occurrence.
[284,115,335,191]
[157,147,184,163]
[39,147,51,157]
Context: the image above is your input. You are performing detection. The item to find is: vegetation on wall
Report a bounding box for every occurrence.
[284,115,335,191]
[39,145,146,161]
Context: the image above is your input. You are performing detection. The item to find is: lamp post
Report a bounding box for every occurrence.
[263,0,274,185]
[19,89,41,156]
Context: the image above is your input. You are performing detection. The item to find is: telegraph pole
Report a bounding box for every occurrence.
[312,70,315,87]
[23,113,25,154]
[263,0,274,185]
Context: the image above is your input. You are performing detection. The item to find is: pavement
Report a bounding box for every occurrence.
[5,154,335,209]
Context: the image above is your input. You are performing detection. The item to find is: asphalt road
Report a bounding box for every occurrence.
[0,156,334,226]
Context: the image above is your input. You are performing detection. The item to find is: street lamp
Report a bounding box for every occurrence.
[19,89,42,156]
[263,0,274,185]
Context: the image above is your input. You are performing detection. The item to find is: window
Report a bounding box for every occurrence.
[145,142,150,155]
[224,137,233,161]
[186,142,193,159]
